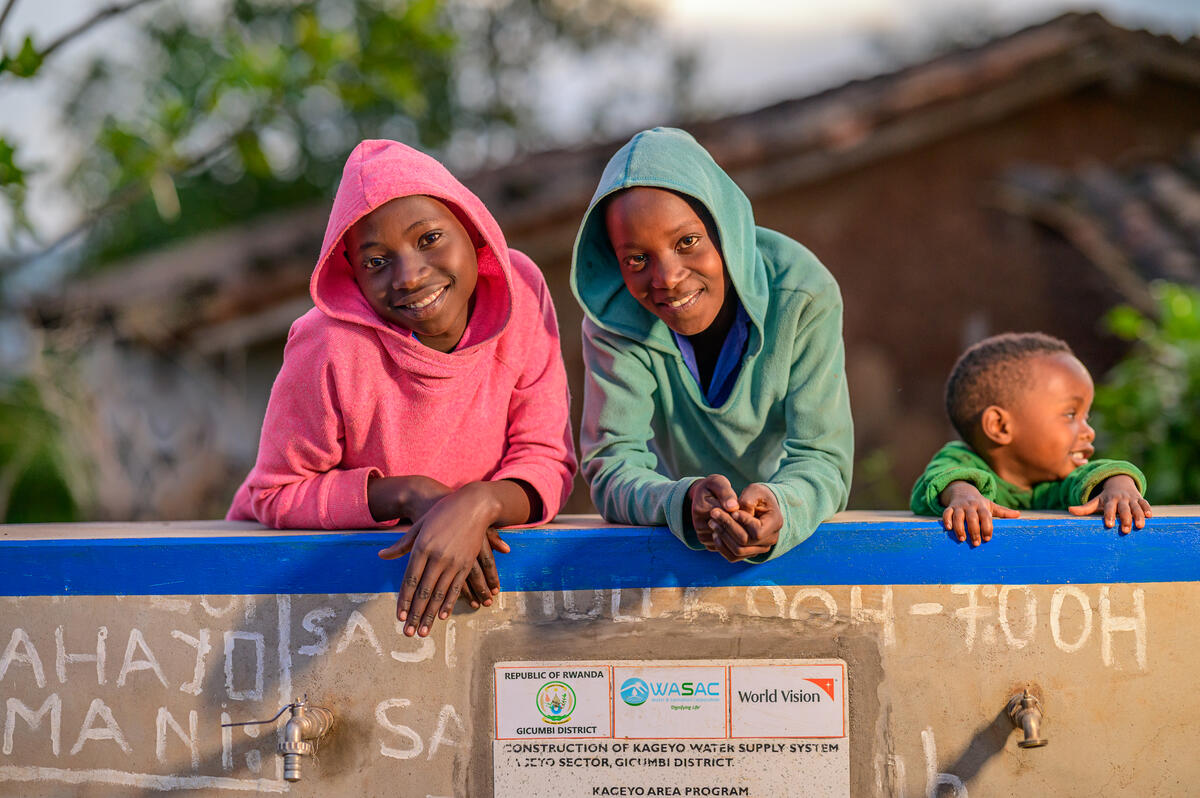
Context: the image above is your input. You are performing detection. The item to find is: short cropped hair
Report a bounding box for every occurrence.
[944,332,1073,442]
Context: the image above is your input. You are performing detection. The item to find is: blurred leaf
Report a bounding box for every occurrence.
[0,36,45,78]
[234,130,271,177]
[0,137,25,187]
[1103,305,1148,341]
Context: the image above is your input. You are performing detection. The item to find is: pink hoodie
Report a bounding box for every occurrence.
[227,140,576,529]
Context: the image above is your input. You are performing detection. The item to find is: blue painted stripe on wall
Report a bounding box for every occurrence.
[3,516,1200,596]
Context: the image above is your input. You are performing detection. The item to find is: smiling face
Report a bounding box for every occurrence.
[344,195,478,353]
[603,187,730,336]
[996,352,1097,489]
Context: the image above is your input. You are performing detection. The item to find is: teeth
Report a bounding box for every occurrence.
[404,286,444,309]
[667,290,700,308]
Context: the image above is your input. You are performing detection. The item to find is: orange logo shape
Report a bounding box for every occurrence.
[805,678,835,700]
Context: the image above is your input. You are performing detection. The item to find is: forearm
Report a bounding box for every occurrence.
[368,476,418,523]
[370,475,538,527]
[455,479,538,528]
[586,452,693,532]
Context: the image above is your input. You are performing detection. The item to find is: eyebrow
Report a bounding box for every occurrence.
[613,221,702,250]
[354,217,441,253]
[667,221,700,237]
[404,217,439,234]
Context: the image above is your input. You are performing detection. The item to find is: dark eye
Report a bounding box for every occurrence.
[1065,410,1076,419]
[678,234,700,250]
[364,256,388,271]
[624,253,647,272]
[419,230,443,248]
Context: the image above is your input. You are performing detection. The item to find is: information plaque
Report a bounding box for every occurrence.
[493,659,848,797]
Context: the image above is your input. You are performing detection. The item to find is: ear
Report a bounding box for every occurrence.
[980,405,1013,445]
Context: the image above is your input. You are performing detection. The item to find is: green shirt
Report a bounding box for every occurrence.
[910,441,1147,515]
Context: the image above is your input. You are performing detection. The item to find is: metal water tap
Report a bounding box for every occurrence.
[1006,689,1047,748]
[223,698,335,782]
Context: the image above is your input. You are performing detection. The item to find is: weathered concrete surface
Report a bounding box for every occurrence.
[1,512,1198,796]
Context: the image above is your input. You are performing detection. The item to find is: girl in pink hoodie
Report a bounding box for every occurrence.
[228,140,576,637]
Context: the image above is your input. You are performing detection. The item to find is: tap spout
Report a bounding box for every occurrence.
[1006,690,1048,749]
[278,702,335,782]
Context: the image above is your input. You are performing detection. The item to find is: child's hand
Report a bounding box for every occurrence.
[377,485,494,637]
[708,483,782,562]
[1069,474,1152,534]
[368,475,452,523]
[462,528,511,609]
[688,475,740,551]
[939,480,1020,546]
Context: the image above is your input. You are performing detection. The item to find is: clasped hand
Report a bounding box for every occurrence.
[688,475,782,562]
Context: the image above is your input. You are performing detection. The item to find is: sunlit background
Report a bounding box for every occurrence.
[2,0,1199,523]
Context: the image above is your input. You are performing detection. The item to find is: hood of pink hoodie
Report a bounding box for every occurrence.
[312,139,512,356]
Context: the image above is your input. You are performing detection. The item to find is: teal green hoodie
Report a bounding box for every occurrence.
[570,127,853,561]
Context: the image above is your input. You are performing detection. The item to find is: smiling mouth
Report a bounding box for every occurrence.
[397,285,446,311]
[1070,449,1093,467]
[660,289,701,311]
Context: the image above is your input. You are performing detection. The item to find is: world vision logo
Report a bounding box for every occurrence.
[536,681,576,724]
[737,678,835,704]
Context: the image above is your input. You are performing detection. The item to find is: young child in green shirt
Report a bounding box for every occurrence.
[911,332,1152,545]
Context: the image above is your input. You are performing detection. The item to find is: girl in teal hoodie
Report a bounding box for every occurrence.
[571,127,853,562]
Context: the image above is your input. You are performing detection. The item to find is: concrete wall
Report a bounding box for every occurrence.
[2,510,1199,796]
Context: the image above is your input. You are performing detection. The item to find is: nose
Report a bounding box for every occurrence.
[650,256,686,290]
[1080,417,1095,443]
[390,254,430,292]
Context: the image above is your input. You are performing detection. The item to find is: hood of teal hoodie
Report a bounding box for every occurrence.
[570,127,768,353]
[311,139,512,354]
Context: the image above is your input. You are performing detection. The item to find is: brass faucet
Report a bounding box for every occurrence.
[223,698,335,782]
[1006,689,1047,748]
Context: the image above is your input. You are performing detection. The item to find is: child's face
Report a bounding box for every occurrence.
[1004,353,1097,485]
[344,195,477,353]
[604,187,729,336]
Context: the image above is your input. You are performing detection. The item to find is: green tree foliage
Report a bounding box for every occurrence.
[1092,282,1200,504]
[0,0,656,267]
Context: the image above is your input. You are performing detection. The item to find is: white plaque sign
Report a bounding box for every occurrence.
[494,659,848,797]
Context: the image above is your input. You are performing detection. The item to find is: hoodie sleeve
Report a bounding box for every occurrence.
[237,322,396,530]
[580,320,700,546]
[756,283,854,561]
[490,256,578,523]
[910,442,999,515]
[1030,459,1147,509]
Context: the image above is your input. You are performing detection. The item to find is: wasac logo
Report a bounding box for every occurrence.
[620,677,721,706]
[619,677,649,706]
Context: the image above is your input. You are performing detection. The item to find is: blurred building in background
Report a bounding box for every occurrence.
[25,12,1200,518]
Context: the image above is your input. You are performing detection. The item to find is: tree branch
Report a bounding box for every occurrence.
[39,0,162,61]
[0,127,250,274]
[0,0,20,40]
